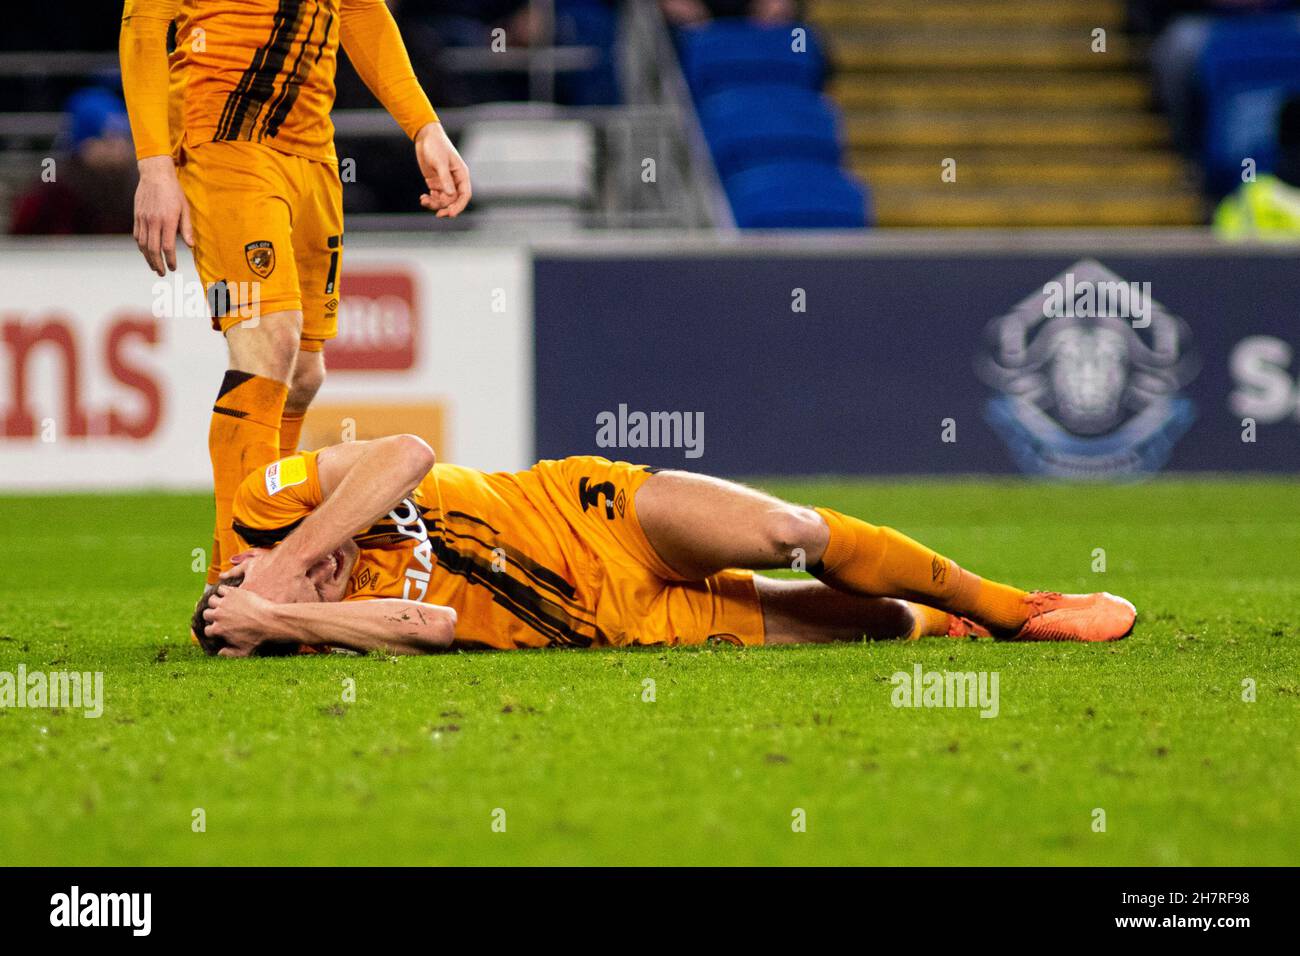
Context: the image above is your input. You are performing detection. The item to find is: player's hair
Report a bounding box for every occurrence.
[191,574,300,657]
[192,576,243,656]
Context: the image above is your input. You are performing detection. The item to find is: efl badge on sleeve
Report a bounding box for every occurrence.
[265,456,308,496]
[244,240,276,278]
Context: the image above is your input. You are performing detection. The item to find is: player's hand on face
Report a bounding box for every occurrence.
[414,122,472,218]
[236,548,320,605]
[203,585,273,657]
[133,155,194,277]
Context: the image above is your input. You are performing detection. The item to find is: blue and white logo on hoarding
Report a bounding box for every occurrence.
[978,260,1199,478]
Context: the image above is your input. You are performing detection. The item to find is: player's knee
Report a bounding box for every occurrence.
[263,316,304,363]
[764,506,828,564]
[227,310,303,381]
[287,352,325,410]
[880,598,916,639]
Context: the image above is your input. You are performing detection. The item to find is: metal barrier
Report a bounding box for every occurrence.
[0,0,731,232]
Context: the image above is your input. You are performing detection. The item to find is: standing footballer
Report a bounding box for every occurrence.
[118,0,471,599]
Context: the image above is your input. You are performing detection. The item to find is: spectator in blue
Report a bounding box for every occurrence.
[1145,1,1299,154]
[10,87,136,235]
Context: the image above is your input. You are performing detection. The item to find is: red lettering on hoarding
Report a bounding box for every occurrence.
[105,315,163,439]
[328,271,417,371]
[1,312,163,441]
[3,316,86,437]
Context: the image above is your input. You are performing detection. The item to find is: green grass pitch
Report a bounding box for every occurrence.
[0,478,1296,866]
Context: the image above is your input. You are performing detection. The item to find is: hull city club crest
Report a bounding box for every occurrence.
[244,240,276,278]
[976,259,1200,478]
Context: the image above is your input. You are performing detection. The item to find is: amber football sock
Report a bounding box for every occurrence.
[279,410,306,460]
[813,508,1030,633]
[204,534,222,586]
[209,370,288,573]
[905,602,953,639]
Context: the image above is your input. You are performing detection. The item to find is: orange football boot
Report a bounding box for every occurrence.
[1013,591,1136,643]
[946,615,992,639]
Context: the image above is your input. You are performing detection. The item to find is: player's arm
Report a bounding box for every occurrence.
[205,587,457,656]
[339,0,472,217]
[235,435,435,600]
[119,0,193,276]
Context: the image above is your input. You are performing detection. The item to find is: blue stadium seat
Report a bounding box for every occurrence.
[724,161,871,229]
[677,21,827,98]
[698,86,842,178]
[556,0,620,105]
[1198,15,1300,192]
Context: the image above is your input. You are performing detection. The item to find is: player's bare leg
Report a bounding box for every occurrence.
[204,309,303,584]
[755,577,982,644]
[635,470,828,577]
[225,309,302,380]
[635,471,1135,642]
[279,347,326,459]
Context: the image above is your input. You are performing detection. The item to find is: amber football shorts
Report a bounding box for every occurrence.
[178,139,343,350]
[525,456,768,647]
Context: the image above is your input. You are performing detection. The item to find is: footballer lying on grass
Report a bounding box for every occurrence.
[195,435,1136,657]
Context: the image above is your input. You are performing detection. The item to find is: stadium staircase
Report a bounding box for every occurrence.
[813,0,1204,226]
